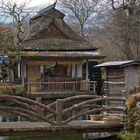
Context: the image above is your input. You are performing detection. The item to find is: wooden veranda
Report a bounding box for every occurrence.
[26,78,96,94]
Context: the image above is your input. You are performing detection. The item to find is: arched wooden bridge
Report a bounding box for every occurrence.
[0,94,126,125]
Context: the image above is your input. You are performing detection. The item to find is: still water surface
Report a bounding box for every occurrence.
[0,134,85,140]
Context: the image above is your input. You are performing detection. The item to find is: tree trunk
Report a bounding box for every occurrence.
[124,38,133,59]
[80,24,84,36]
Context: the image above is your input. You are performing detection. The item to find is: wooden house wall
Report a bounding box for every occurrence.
[107,68,124,82]
[105,66,140,114]
[137,66,140,85]
[27,65,41,92]
[105,68,125,112]
[39,24,68,39]
[125,66,140,96]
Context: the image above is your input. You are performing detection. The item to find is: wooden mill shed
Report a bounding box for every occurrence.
[95,60,140,97]
[95,60,140,117]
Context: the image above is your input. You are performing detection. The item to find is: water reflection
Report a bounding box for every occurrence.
[0,114,118,140]
[0,113,25,122]
[0,134,85,140]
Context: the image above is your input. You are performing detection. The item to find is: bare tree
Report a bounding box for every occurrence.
[59,0,101,36]
[0,24,15,53]
[108,0,140,59]
[0,0,33,52]
[0,0,33,81]
[84,0,140,60]
[111,0,137,15]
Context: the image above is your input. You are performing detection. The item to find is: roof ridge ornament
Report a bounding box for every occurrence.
[54,0,57,8]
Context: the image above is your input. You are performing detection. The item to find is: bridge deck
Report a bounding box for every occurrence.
[0,120,123,136]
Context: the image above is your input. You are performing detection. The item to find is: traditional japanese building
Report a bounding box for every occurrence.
[20,2,104,94]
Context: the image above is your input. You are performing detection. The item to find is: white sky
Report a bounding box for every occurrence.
[11,0,55,7]
[1,0,55,23]
[27,0,54,7]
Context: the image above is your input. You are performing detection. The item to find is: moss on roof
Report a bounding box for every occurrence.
[22,39,96,51]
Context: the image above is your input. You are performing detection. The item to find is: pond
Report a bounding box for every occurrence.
[0,114,120,140]
[0,134,86,140]
[0,133,119,140]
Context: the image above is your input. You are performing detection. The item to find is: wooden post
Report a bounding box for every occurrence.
[56,99,63,125]
[36,97,43,116]
[21,77,25,87]
[93,81,96,93]
[36,97,41,103]
[86,61,88,81]
[18,62,21,78]
[104,82,108,115]
[21,62,26,87]
[85,61,89,91]
[122,90,126,122]
[29,84,31,94]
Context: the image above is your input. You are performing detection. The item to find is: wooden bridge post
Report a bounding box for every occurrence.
[36,97,43,115]
[56,99,63,125]
[28,84,31,94]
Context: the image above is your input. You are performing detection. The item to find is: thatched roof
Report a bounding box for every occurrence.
[22,3,97,52]
[25,17,82,41]
[30,2,65,22]
[22,39,97,51]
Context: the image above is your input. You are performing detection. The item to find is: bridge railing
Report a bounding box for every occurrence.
[54,96,126,125]
[0,94,57,125]
[0,94,126,125]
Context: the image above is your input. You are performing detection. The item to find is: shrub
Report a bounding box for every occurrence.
[0,82,26,95]
[126,107,140,131]
[118,131,140,140]
[125,96,136,110]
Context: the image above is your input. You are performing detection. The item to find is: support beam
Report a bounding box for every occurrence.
[21,62,26,87]
[72,64,76,78]
[18,62,21,78]
[86,61,89,81]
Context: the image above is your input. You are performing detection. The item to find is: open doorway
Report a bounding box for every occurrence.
[88,61,102,95]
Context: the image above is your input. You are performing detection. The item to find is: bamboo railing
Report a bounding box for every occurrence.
[26,80,96,94]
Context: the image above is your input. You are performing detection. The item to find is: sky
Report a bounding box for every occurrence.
[0,0,55,23]
[7,0,55,7]
[25,0,54,7]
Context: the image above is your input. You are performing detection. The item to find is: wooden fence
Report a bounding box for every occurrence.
[26,80,96,94]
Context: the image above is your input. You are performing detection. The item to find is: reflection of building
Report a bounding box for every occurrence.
[20,3,104,93]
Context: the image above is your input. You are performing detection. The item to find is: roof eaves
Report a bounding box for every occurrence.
[30,4,65,22]
[94,60,140,68]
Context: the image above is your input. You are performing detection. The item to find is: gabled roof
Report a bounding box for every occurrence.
[94,60,140,68]
[38,2,57,14]
[22,2,98,52]
[30,2,65,22]
[25,18,82,41]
